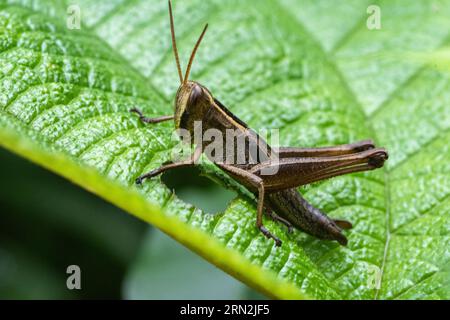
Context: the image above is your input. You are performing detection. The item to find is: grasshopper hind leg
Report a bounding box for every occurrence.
[217,163,283,247]
[256,184,282,247]
[258,225,282,247]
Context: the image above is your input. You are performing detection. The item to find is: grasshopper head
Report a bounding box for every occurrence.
[174,81,213,130]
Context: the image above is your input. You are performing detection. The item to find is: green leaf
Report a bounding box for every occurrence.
[0,0,448,299]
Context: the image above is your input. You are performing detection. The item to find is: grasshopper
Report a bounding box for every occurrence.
[130,0,388,247]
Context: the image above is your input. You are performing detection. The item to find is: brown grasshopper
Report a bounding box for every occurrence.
[130,0,388,247]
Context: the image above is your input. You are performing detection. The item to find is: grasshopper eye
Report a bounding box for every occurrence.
[188,84,204,106]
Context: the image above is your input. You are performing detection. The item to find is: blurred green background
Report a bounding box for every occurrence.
[0,148,263,299]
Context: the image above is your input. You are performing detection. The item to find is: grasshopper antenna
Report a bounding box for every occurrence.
[184,23,208,84]
[168,0,183,84]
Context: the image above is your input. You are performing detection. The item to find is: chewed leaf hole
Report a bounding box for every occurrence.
[161,166,236,215]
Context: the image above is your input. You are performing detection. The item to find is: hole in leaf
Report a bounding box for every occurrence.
[161,166,236,215]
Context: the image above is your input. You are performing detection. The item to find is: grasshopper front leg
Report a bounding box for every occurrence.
[217,163,283,247]
[136,145,202,184]
[130,108,174,124]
